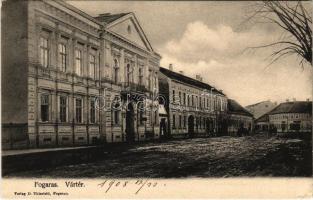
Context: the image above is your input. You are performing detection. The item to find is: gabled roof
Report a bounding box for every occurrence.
[227,99,253,117]
[94,13,130,24]
[255,113,269,122]
[268,101,312,115]
[159,67,225,96]
[245,100,272,108]
[94,12,154,52]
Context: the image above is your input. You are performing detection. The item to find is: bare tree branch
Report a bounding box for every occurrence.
[244,1,312,66]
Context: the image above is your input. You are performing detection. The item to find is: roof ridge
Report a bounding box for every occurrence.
[159,67,225,95]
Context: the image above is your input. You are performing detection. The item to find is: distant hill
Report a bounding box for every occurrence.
[245,100,277,119]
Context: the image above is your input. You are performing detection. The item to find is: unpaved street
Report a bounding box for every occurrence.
[7,134,312,178]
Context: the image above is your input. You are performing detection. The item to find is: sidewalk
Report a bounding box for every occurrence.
[2,145,98,157]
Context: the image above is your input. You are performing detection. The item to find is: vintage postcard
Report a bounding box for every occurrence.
[1,0,312,199]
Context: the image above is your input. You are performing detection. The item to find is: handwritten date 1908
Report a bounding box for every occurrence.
[97,179,162,195]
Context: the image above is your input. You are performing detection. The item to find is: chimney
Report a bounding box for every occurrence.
[274,101,277,105]
[179,70,184,75]
[286,99,289,102]
[293,98,296,102]
[196,75,203,82]
[307,98,310,102]
[169,63,173,71]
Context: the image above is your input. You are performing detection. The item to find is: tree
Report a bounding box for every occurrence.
[246,1,312,67]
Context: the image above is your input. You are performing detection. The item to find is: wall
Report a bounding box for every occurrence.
[165,78,227,138]
[227,114,253,136]
[269,113,311,133]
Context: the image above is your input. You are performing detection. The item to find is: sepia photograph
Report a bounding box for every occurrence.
[1,0,312,198]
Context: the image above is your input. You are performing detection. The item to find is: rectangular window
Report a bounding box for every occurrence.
[188,95,190,106]
[179,92,181,105]
[90,98,96,123]
[199,97,202,108]
[183,93,186,105]
[139,110,144,125]
[41,94,49,122]
[154,73,157,89]
[59,96,67,122]
[173,114,176,129]
[40,37,49,67]
[139,68,143,85]
[148,70,152,90]
[192,95,194,106]
[172,90,175,102]
[89,55,96,79]
[75,50,82,75]
[203,98,205,109]
[179,115,182,128]
[114,68,119,84]
[114,110,119,125]
[75,98,82,123]
[58,43,67,72]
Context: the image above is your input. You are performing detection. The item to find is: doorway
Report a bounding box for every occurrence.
[126,103,135,142]
[188,115,195,138]
[160,118,167,139]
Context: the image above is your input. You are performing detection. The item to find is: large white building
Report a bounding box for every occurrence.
[2,0,161,149]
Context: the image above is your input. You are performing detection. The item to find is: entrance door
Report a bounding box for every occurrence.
[220,119,228,136]
[126,103,135,142]
[160,118,167,139]
[188,115,194,138]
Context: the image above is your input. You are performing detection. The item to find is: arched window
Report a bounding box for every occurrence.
[113,59,119,84]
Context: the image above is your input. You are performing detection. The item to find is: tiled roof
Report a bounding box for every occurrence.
[159,67,225,96]
[268,101,312,115]
[227,99,253,117]
[245,100,272,108]
[255,114,269,122]
[94,13,130,24]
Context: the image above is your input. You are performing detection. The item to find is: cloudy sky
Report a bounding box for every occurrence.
[69,1,312,106]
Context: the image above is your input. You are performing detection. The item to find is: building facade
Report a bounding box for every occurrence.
[227,99,254,136]
[2,0,161,149]
[158,67,228,138]
[254,114,270,133]
[267,101,312,133]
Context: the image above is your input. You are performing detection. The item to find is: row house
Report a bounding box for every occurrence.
[267,101,312,133]
[2,0,161,149]
[227,99,254,136]
[158,66,228,138]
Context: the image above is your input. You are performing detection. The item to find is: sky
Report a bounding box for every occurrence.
[68,1,312,106]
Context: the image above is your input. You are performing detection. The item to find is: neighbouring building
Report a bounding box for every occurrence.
[227,99,254,136]
[2,0,161,149]
[158,66,228,138]
[245,100,277,119]
[254,114,270,133]
[267,101,312,133]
